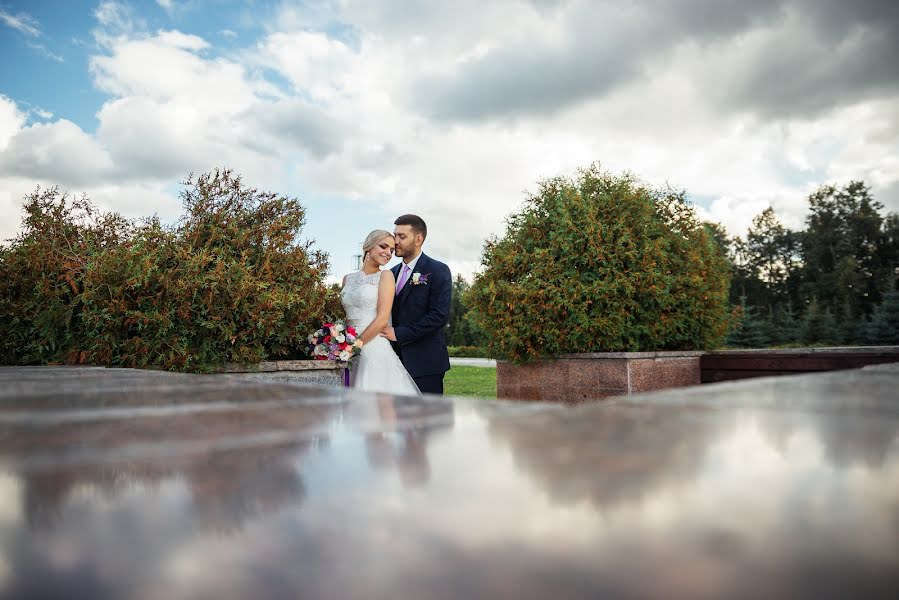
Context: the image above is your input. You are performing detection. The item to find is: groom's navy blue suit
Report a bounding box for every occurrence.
[390,253,452,394]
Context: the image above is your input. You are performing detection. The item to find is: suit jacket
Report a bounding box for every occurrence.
[390,253,452,378]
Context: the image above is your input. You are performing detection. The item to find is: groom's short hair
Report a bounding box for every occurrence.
[395,214,427,241]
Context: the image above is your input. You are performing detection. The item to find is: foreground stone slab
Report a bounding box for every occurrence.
[0,365,897,598]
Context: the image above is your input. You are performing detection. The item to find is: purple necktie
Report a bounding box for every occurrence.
[396,264,411,295]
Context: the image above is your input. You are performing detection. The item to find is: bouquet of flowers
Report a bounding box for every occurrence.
[307,320,363,365]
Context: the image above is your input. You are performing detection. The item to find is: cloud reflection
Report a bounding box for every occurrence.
[0,380,896,598]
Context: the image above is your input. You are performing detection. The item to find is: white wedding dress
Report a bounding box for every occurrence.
[341,270,421,396]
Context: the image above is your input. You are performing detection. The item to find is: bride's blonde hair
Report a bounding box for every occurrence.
[362,229,394,261]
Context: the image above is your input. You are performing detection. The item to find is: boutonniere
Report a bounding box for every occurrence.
[411,272,430,285]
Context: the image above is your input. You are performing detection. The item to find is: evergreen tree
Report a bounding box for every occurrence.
[758,312,778,347]
[769,306,801,346]
[835,305,863,345]
[726,299,769,348]
[882,214,899,283]
[801,298,838,346]
[447,274,471,346]
[446,274,485,347]
[801,182,888,319]
[745,207,801,312]
[866,290,899,345]
[728,236,766,307]
[857,316,876,346]
[703,222,731,259]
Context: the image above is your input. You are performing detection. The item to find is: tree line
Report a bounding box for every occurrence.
[448,180,899,350]
[715,181,899,347]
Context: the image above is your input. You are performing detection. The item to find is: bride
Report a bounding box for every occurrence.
[341,230,421,396]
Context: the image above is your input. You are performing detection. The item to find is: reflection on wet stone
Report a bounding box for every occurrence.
[183,442,309,533]
[1,366,898,598]
[489,405,726,508]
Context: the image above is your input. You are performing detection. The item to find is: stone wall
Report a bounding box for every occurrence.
[497,352,702,402]
[701,346,899,382]
[221,360,343,386]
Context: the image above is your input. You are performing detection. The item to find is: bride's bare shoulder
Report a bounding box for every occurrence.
[380,269,396,283]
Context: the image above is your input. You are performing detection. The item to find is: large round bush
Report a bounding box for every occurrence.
[468,165,731,362]
[0,169,337,371]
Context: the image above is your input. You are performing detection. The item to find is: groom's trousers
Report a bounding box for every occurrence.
[413,374,444,395]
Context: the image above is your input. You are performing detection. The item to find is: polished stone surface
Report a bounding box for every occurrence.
[1,366,897,599]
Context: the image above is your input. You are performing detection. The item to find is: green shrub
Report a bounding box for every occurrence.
[467,164,731,362]
[0,187,132,364]
[0,169,336,371]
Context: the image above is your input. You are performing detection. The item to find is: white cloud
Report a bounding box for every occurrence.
[90,32,249,107]
[93,0,144,46]
[252,31,360,102]
[1,0,897,281]
[284,0,899,259]
[0,7,64,62]
[0,119,114,186]
[85,28,295,184]
[0,8,40,37]
[0,96,26,152]
[0,22,335,242]
[25,40,65,62]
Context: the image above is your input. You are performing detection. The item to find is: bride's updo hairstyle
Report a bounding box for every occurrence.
[362,229,393,261]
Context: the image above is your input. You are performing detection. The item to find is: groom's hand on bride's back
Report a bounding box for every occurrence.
[381,326,397,341]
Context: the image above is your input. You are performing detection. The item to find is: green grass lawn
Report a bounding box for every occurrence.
[444,366,496,398]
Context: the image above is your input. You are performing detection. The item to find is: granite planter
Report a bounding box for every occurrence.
[497,351,703,402]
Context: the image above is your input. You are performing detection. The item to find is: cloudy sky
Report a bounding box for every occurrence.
[1,0,897,281]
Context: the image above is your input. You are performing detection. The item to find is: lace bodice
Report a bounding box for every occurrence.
[341,270,384,330]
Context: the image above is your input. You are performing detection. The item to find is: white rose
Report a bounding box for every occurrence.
[339,350,352,361]
[412,272,421,284]
[335,334,346,343]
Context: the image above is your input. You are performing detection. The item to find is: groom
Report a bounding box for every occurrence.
[381,214,452,395]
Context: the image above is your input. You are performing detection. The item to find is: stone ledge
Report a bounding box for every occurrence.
[496,351,704,366]
[222,360,340,373]
[707,346,899,356]
[557,351,704,360]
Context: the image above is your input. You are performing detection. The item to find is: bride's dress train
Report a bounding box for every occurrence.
[341,270,421,396]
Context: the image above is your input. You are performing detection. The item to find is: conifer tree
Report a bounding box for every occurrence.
[770,306,801,346]
[801,298,838,346]
[866,290,899,345]
[835,306,862,345]
[726,299,769,348]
